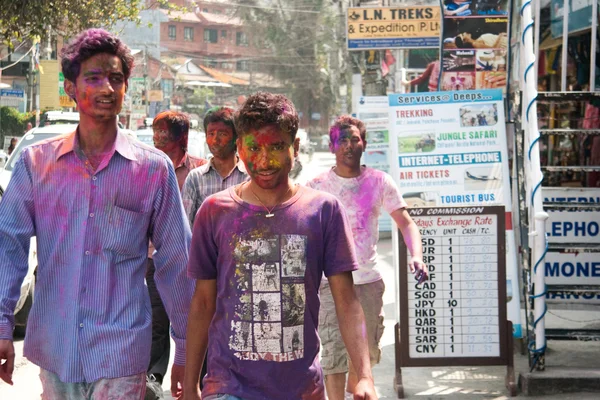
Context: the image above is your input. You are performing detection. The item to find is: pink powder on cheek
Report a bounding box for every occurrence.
[329,127,342,146]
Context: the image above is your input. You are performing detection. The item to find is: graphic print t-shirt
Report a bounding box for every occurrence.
[188,185,358,400]
[308,167,407,284]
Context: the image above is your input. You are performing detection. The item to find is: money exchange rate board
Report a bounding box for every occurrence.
[398,206,508,367]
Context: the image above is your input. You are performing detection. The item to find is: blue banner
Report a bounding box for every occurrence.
[0,89,24,98]
[389,89,503,107]
[398,151,502,168]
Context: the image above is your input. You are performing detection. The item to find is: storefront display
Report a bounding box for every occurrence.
[440,0,510,93]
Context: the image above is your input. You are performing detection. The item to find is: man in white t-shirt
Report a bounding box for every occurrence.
[307,115,428,400]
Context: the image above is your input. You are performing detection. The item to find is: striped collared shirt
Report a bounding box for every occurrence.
[182,156,248,227]
[148,152,206,258]
[0,129,194,383]
[174,153,207,191]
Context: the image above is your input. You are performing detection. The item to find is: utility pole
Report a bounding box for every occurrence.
[46,25,52,60]
[29,49,34,114]
[143,45,150,117]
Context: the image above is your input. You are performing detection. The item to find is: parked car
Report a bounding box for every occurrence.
[0,124,79,198]
[0,149,8,170]
[39,110,80,126]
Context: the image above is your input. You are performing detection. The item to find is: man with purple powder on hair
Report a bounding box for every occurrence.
[183,92,377,400]
[308,115,427,400]
[0,29,194,399]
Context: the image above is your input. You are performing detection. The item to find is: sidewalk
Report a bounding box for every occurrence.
[163,237,600,399]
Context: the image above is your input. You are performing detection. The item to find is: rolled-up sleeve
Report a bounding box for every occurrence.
[150,160,195,366]
[0,152,35,339]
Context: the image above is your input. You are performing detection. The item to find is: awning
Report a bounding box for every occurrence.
[539,31,564,51]
[185,81,232,88]
[539,27,592,51]
[198,65,249,86]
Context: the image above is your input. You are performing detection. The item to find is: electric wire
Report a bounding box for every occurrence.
[0,45,33,72]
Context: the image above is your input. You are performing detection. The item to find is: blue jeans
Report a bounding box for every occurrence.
[40,369,146,400]
[203,395,245,400]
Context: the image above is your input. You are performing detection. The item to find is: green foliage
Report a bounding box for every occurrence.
[0,0,182,44]
[0,107,35,137]
[182,87,215,116]
[236,0,340,121]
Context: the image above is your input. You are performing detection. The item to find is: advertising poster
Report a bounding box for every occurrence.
[440,1,509,93]
[347,6,441,50]
[388,89,522,337]
[356,96,393,232]
[551,0,594,38]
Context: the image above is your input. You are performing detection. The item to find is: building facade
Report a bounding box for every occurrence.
[160,0,261,72]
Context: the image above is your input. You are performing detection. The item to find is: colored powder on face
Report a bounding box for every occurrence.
[240,135,284,172]
[242,135,255,147]
[81,86,93,103]
[329,126,341,143]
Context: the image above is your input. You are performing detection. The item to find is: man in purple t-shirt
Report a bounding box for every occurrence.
[183,92,377,400]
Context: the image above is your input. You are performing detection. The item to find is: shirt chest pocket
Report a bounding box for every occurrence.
[105,205,150,255]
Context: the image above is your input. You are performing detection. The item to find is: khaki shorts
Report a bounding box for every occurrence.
[318,279,385,375]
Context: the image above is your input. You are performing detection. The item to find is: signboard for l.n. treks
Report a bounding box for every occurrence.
[347,6,441,50]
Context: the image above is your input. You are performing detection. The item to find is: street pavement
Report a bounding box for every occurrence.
[2,151,600,399]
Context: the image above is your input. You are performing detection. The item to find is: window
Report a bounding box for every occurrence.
[203,8,208,12]
[221,30,228,38]
[204,29,218,43]
[221,62,234,70]
[168,25,176,40]
[207,59,218,68]
[236,32,248,47]
[184,27,194,41]
[236,60,248,71]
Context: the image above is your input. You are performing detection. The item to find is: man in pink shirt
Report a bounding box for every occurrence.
[308,116,428,400]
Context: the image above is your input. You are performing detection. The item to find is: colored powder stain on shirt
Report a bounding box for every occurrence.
[0,130,194,382]
[188,186,357,399]
[307,167,407,285]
